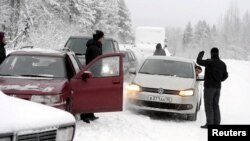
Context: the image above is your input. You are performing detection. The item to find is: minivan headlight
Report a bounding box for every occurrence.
[56,126,74,141]
[179,90,194,96]
[31,95,60,105]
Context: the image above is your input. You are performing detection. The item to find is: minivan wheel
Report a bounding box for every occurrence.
[187,106,198,121]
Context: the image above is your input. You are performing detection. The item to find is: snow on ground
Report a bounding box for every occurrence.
[74,51,250,141]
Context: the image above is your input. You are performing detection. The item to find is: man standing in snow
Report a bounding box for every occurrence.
[196,47,228,129]
[80,30,104,123]
[0,32,6,64]
[153,43,166,56]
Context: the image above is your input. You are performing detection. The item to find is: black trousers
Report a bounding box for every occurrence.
[204,88,221,125]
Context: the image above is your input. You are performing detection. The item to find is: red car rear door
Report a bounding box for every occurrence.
[70,53,123,114]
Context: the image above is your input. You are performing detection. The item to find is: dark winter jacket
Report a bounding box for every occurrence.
[0,31,6,64]
[153,49,166,56]
[153,45,166,56]
[196,51,228,88]
[85,39,102,65]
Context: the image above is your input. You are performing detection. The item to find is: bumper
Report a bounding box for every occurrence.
[127,92,197,114]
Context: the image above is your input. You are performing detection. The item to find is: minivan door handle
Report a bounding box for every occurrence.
[112,80,120,84]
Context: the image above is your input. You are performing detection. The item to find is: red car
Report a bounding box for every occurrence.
[0,49,124,114]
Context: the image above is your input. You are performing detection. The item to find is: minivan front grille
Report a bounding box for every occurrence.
[141,87,179,95]
[17,129,57,141]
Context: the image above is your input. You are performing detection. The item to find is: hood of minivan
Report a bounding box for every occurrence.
[0,91,75,133]
[0,77,68,95]
[133,73,195,90]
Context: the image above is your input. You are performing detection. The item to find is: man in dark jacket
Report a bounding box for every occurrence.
[80,30,104,123]
[197,47,228,129]
[153,43,166,56]
[0,32,6,64]
[85,31,103,65]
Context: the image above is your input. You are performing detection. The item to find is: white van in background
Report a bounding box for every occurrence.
[135,26,171,57]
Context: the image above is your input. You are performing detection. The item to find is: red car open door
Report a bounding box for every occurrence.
[70,53,123,114]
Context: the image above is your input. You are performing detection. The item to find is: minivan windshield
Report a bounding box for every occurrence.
[139,59,194,78]
[65,38,115,54]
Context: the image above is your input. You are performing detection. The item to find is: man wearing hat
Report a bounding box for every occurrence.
[85,30,104,65]
[0,32,6,64]
[80,30,104,123]
[197,47,228,128]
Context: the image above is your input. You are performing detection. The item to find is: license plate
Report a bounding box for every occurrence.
[148,96,172,103]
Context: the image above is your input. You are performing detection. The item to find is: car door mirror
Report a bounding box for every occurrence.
[129,68,136,75]
[82,71,93,81]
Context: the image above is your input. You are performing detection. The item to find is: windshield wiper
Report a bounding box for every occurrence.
[75,53,85,55]
[158,74,176,77]
[139,72,153,75]
[0,74,16,76]
[20,74,54,78]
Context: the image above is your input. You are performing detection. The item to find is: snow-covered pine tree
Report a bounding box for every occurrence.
[117,0,133,43]
[182,22,193,45]
[241,11,250,51]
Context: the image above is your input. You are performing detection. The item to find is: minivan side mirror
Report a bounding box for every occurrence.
[82,71,93,81]
[129,68,136,75]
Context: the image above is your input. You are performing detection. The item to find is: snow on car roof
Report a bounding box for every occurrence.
[8,48,66,57]
[69,35,116,40]
[146,56,194,64]
[0,91,75,133]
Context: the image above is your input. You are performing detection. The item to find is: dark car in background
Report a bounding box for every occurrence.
[121,49,138,75]
[64,36,120,66]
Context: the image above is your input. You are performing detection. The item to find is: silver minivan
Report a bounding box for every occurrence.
[127,56,203,121]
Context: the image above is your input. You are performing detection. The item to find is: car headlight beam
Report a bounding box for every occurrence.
[126,84,141,98]
[127,84,141,92]
[179,90,194,96]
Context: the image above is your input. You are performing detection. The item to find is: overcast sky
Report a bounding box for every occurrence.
[125,0,250,28]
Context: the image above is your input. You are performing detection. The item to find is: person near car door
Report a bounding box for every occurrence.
[153,43,166,56]
[80,30,104,123]
[0,32,6,64]
[196,47,228,129]
[195,65,202,77]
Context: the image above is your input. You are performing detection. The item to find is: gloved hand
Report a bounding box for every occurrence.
[199,51,205,56]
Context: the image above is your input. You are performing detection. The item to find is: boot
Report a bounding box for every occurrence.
[80,113,90,123]
[89,113,99,121]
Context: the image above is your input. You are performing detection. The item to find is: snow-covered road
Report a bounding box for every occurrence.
[74,58,250,141]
